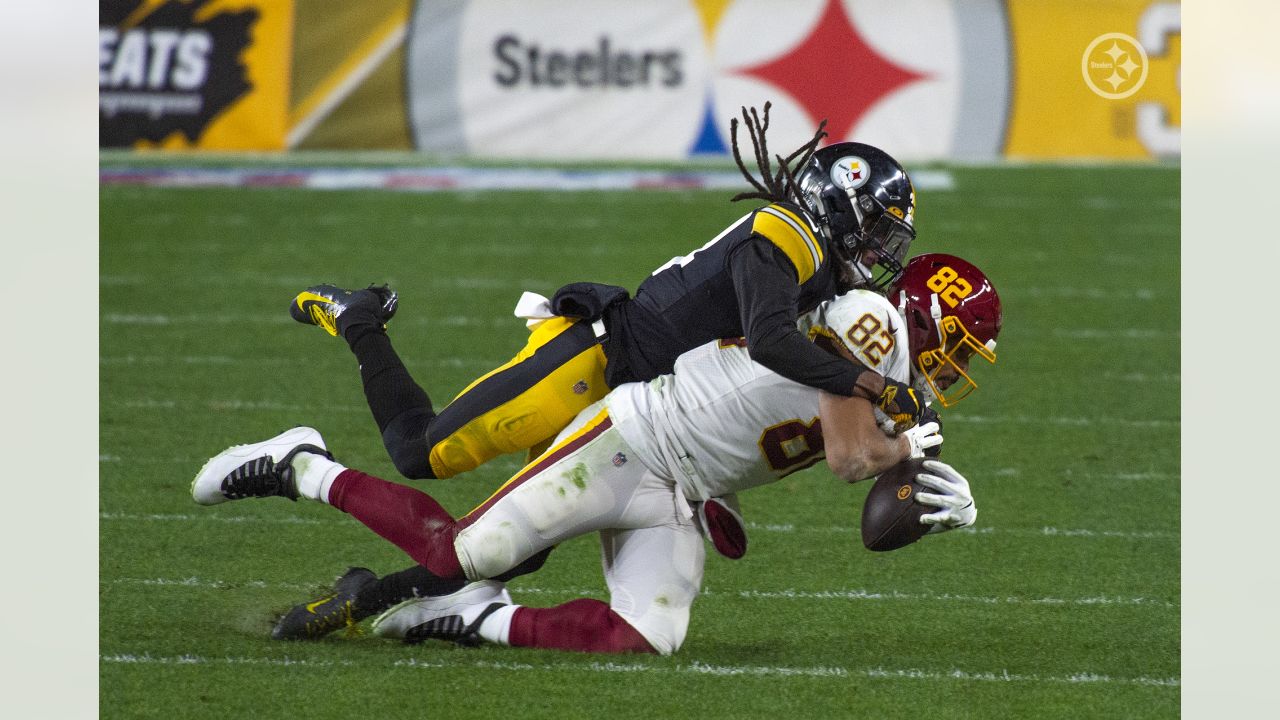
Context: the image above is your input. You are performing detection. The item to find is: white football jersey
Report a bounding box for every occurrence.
[607,290,911,501]
[798,289,912,387]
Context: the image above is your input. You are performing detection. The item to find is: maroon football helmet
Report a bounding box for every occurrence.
[889,253,1002,407]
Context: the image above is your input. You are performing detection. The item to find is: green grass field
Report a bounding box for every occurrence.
[100,163,1179,718]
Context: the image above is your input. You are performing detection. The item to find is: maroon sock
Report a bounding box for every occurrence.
[327,469,463,578]
[508,599,655,654]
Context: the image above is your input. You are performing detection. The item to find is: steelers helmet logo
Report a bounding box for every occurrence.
[831,156,871,191]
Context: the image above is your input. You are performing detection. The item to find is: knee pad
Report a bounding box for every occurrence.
[382,408,436,479]
[622,611,688,656]
[611,589,693,656]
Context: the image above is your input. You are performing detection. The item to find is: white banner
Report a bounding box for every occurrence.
[407,0,1007,161]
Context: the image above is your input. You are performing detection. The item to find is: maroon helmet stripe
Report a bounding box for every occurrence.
[458,414,614,528]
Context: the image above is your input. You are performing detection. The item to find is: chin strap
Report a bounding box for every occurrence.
[809,190,833,241]
[929,292,945,346]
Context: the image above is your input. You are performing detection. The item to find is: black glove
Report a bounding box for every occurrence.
[550,282,630,321]
[919,405,943,457]
[877,379,924,434]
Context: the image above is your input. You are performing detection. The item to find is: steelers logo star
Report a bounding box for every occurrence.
[1081,33,1149,100]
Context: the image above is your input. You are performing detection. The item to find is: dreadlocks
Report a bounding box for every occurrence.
[729,102,828,206]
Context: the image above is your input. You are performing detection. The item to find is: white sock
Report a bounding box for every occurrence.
[292,451,347,503]
[473,604,520,646]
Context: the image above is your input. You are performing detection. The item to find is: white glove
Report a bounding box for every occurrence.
[915,459,976,533]
[902,421,942,458]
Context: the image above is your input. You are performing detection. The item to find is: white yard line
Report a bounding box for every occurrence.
[104,575,1175,609]
[1009,287,1161,301]
[100,167,958,193]
[101,313,515,328]
[1102,372,1180,383]
[98,277,1170,301]
[100,512,329,525]
[942,414,1178,428]
[98,653,1179,687]
[98,396,1179,429]
[99,511,1177,542]
[100,316,1180,336]
[1052,328,1178,339]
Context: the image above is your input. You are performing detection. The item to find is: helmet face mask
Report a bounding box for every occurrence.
[847,214,913,291]
[891,254,1003,408]
[916,315,998,407]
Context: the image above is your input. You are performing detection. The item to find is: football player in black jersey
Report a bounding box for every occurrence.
[290,103,920,483]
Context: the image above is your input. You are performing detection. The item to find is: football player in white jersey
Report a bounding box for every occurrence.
[192,253,1002,655]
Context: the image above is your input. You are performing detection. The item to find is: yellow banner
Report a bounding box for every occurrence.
[1004,0,1180,159]
[99,0,294,150]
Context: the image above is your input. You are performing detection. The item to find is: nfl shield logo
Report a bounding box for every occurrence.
[612,452,627,467]
[572,380,589,395]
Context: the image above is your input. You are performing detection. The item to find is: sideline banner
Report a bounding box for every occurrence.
[1004,0,1180,159]
[99,0,1180,160]
[99,0,293,150]
[406,0,1009,161]
[403,0,1177,161]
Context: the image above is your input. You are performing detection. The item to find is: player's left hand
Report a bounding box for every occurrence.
[903,421,942,458]
[877,380,923,434]
[915,459,976,533]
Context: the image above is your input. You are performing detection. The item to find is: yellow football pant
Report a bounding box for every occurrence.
[426,317,608,479]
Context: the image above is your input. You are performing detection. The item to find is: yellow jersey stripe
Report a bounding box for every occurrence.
[752,205,822,283]
[769,204,823,268]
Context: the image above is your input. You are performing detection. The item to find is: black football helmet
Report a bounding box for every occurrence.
[794,142,916,290]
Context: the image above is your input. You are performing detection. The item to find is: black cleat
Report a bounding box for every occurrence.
[272,567,379,640]
[290,284,399,337]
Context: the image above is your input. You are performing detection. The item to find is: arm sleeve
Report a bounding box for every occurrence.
[729,239,882,398]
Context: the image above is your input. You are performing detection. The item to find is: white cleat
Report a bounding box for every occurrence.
[191,426,329,506]
[371,580,513,644]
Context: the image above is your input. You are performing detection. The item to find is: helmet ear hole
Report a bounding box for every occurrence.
[907,306,932,354]
[909,307,930,333]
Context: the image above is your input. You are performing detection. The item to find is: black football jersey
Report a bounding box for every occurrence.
[598,201,862,396]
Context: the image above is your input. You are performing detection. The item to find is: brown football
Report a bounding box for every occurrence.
[860,457,932,551]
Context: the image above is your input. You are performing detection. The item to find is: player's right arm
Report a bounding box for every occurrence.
[818,391,942,483]
[728,238,885,401]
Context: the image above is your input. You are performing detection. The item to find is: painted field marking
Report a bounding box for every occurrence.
[725,588,1175,608]
[101,313,518,329]
[99,512,1177,543]
[101,271,1164,303]
[1053,328,1178,340]
[99,512,1176,542]
[105,575,1175,610]
[98,393,1180,429]
[98,653,1178,688]
[946,414,1178,429]
[100,512,329,525]
[1102,372,1179,383]
[100,356,495,373]
[101,313,1176,338]
[99,166,956,193]
[1009,287,1159,301]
